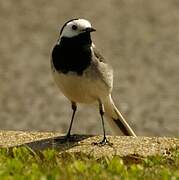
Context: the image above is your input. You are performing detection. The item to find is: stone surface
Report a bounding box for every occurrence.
[0,131,178,157]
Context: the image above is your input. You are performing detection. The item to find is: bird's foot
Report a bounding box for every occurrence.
[92,136,113,146]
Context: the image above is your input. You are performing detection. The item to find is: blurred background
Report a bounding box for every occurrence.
[0,0,178,137]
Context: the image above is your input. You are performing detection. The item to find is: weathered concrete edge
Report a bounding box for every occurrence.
[0,131,178,157]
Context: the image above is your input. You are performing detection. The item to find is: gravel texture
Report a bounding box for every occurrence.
[0,131,178,157]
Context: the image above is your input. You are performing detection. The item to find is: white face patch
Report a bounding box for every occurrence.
[60,19,92,38]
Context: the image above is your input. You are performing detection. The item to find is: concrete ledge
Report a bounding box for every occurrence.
[0,131,178,157]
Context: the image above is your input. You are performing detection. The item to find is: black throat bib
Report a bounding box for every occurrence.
[52,32,92,75]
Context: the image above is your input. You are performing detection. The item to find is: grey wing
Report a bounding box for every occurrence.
[91,44,113,92]
[92,45,106,63]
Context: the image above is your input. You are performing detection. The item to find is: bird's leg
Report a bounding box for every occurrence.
[65,102,77,140]
[54,102,77,143]
[97,102,112,146]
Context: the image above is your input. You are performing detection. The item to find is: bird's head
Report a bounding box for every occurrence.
[59,18,96,38]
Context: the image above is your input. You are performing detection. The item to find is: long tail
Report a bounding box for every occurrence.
[102,95,136,137]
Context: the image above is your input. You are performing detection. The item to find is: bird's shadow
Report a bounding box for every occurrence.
[17,134,93,152]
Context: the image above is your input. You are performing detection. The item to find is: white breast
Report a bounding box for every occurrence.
[52,69,111,104]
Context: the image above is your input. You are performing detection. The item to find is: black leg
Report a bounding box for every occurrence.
[54,102,77,143]
[95,102,112,146]
[65,102,77,140]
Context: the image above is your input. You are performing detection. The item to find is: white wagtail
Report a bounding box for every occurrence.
[51,18,136,144]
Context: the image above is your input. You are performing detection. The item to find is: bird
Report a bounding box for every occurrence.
[51,18,136,145]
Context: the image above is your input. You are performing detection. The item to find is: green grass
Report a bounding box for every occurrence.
[0,147,178,180]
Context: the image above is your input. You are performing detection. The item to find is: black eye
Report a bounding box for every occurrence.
[72,25,77,30]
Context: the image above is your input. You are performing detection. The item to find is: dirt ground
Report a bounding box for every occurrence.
[0,0,178,137]
[0,131,178,158]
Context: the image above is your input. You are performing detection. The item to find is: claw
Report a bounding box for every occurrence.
[92,137,113,146]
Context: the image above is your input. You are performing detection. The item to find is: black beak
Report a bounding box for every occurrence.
[84,27,96,33]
